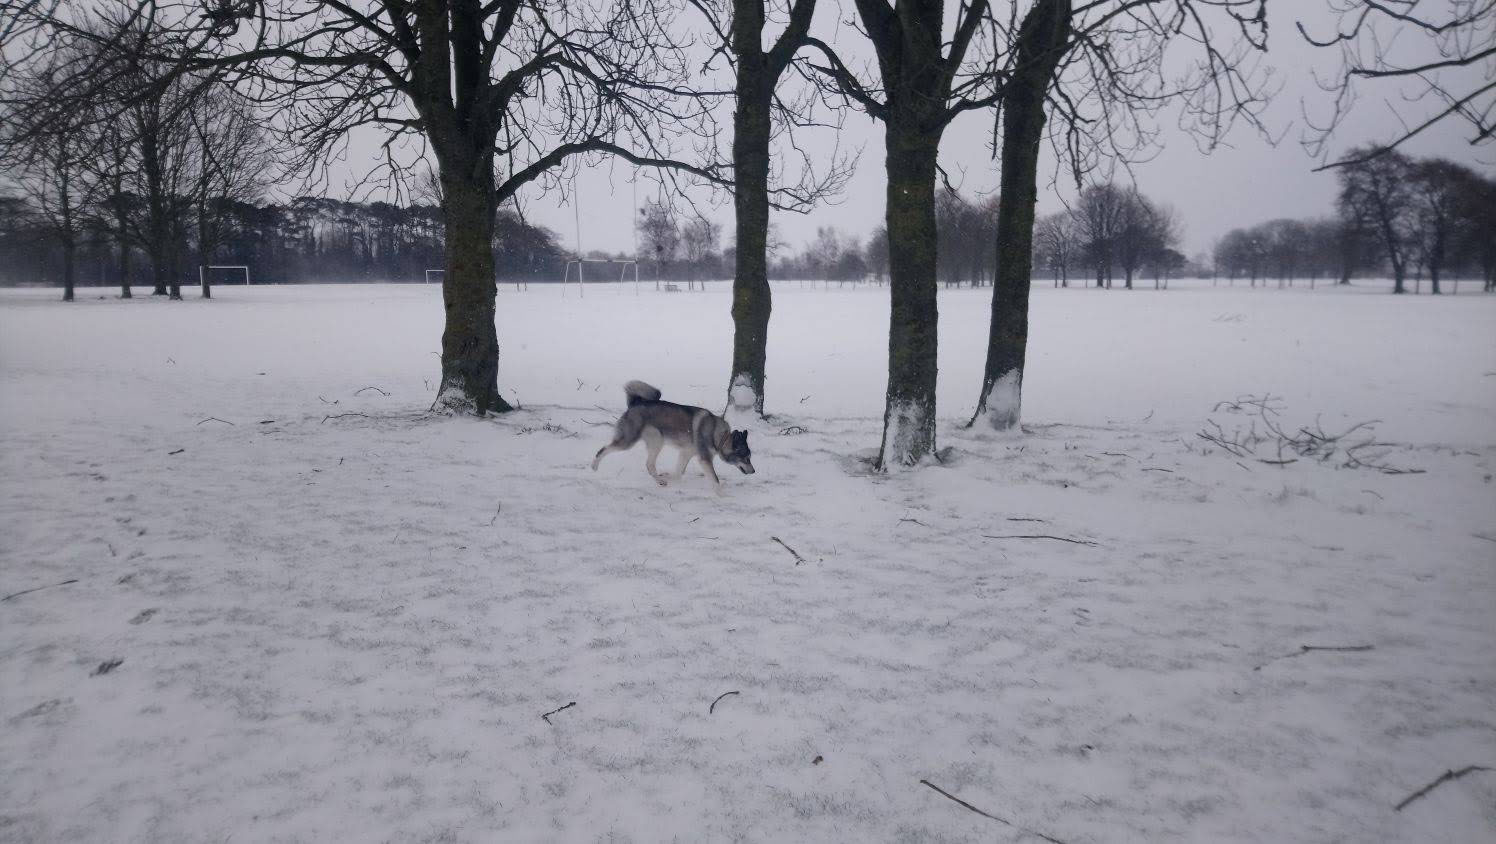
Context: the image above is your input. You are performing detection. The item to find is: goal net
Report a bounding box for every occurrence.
[425,269,444,284]
[562,259,640,297]
[198,265,250,297]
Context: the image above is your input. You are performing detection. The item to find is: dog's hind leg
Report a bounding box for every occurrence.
[592,417,641,471]
[672,449,693,480]
[642,427,667,485]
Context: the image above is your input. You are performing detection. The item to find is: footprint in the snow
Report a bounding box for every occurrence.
[10,699,67,722]
[90,659,124,677]
[129,609,158,624]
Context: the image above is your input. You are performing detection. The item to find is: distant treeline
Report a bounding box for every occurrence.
[0,195,570,287]
[1213,153,1495,292]
[5,155,1492,292]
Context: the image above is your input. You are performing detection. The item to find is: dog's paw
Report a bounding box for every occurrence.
[654,474,670,486]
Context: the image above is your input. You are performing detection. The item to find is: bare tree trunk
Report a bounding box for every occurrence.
[878,120,940,468]
[727,16,773,415]
[971,0,1070,430]
[433,168,510,414]
[117,236,131,298]
[57,154,75,302]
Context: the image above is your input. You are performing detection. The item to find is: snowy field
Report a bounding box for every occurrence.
[1,281,1493,843]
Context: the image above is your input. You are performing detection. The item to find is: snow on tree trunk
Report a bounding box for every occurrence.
[974,369,1022,431]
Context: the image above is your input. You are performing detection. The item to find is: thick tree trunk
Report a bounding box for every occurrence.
[432,169,510,414]
[877,121,940,469]
[728,41,773,415]
[971,1,1069,430]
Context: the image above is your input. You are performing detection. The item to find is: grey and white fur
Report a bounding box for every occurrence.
[591,381,755,486]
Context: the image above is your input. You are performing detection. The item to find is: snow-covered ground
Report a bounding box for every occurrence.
[1,281,1493,842]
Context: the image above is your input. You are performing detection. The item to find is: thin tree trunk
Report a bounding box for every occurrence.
[117,236,131,298]
[58,155,75,302]
[727,26,773,415]
[971,0,1070,430]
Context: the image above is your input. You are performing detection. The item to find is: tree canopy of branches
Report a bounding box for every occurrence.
[1300,1,1496,167]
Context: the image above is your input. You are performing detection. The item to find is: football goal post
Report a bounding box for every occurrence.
[199,265,250,298]
[424,269,444,284]
[563,259,640,297]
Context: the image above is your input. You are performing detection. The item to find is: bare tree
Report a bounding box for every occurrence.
[637,199,680,288]
[1337,147,1417,293]
[808,0,1004,467]
[1033,211,1073,286]
[1300,1,1496,168]
[1073,182,1123,289]
[679,216,721,291]
[1409,158,1480,294]
[187,84,271,298]
[1,48,94,301]
[970,0,1270,429]
[693,0,848,415]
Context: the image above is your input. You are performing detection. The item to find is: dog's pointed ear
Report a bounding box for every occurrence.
[733,430,748,445]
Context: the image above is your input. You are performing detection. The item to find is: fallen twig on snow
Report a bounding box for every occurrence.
[918,780,1069,844]
[3,579,79,602]
[321,413,373,424]
[771,536,807,565]
[1142,467,1175,473]
[318,395,339,405]
[898,517,929,527]
[168,448,185,455]
[355,386,390,397]
[778,425,808,436]
[1006,517,1047,523]
[709,690,740,714]
[196,417,234,426]
[540,701,576,724]
[1253,644,1374,671]
[489,504,501,526]
[1200,396,1421,474]
[1394,765,1494,811]
[983,535,1098,547]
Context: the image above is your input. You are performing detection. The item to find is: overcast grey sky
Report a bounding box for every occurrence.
[336,3,1493,260]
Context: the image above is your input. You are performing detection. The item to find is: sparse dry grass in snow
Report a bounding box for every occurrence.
[1,282,1493,842]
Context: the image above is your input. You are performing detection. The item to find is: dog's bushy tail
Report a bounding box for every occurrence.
[624,380,662,407]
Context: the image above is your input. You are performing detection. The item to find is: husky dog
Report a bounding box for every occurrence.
[591,381,755,486]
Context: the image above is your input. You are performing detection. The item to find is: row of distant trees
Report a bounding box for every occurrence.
[1031,183,1183,289]
[0,21,270,300]
[0,194,569,288]
[1214,153,1496,292]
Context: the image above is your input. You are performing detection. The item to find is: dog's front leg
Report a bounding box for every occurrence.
[699,453,721,487]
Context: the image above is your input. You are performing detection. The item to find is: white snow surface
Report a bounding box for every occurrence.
[2,281,1494,842]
